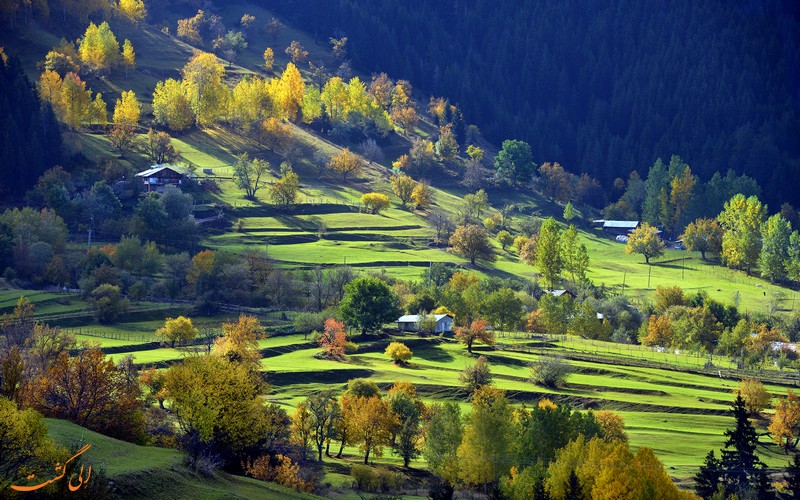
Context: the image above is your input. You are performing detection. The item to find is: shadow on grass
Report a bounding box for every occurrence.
[266,368,374,387]
[413,345,455,363]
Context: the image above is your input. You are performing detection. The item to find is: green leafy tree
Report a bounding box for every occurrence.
[269,166,300,210]
[0,396,62,488]
[625,222,664,264]
[562,224,590,284]
[233,153,270,199]
[163,354,276,463]
[759,213,792,282]
[88,284,129,323]
[563,201,577,221]
[339,277,401,335]
[424,402,463,485]
[497,230,513,250]
[681,218,723,260]
[719,194,767,273]
[213,31,248,67]
[537,218,563,288]
[789,231,800,283]
[493,139,535,185]
[484,287,523,333]
[306,390,338,461]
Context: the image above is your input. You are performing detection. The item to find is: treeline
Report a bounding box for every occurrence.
[267,0,800,208]
[0,50,62,197]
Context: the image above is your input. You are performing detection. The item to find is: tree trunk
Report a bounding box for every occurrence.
[318,445,323,462]
[336,434,346,458]
[364,447,370,464]
[326,439,331,457]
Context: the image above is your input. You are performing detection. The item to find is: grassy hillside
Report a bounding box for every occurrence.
[1,8,796,314]
[45,418,317,499]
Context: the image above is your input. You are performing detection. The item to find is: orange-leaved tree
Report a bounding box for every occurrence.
[454,319,493,354]
[769,390,800,451]
[317,318,348,357]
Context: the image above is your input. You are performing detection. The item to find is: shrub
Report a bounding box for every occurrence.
[385,342,413,364]
[459,355,492,393]
[350,465,401,493]
[361,192,390,214]
[530,356,570,388]
[351,464,378,491]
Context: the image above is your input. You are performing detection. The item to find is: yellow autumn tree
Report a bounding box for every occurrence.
[113,90,140,130]
[411,180,433,209]
[152,78,194,131]
[390,174,417,207]
[291,402,313,460]
[121,39,135,76]
[344,396,394,464]
[641,315,674,346]
[328,148,363,181]
[78,21,120,72]
[60,72,92,130]
[38,70,65,119]
[182,51,229,126]
[156,316,198,347]
[360,193,390,215]
[769,390,800,451]
[276,62,305,122]
[263,47,274,72]
[734,379,772,414]
[119,0,146,23]
[213,314,267,368]
[594,410,628,443]
[458,386,513,488]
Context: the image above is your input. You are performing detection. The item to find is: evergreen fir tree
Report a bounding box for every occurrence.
[694,450,721,499]
[564,470,583,500]
[719,394,770,497]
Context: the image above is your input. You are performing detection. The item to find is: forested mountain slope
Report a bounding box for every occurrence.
[268,0,800,207]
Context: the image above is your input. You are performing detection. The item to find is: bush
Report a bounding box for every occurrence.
[351,464,379,491]
[530,356,570,388]
[385,342,413,364]
[350,465,402,493]
[459,355,492,393]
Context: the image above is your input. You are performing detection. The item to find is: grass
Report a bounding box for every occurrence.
[44,419,317,499]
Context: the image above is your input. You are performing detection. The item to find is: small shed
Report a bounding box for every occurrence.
[396,314,454,333]
[543,289,576,299]
[602,220,640,236]
[135,164,196,192]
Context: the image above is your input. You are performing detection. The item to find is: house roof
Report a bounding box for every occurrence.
[544,289,573,298]
[135,164,196,178]
[602,220,639,229]
[397,314,453,323]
